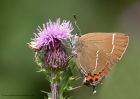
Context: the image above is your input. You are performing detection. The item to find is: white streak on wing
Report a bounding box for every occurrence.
[110,33,116,54]
[110,45,115,54]
[112,33,115,45]
[79,64,87,75]
[92,50,99,73]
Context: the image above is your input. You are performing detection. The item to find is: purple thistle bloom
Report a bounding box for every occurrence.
[45,38,69,69]
[29,18,73,69]
[29,18,73,50]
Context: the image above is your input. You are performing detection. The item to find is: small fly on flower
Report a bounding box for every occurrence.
[71,32,129,93]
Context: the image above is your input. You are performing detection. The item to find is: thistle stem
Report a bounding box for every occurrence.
[51,71,61,99]
[51,81,59,99]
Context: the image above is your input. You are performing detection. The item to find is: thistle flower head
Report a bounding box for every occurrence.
[29,18,73,50]
[45,38,69,69]
[29,18,73,69]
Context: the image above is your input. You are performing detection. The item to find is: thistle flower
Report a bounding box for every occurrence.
[28,18,73,69]
[29,18,73,50]
[28,18,80,99]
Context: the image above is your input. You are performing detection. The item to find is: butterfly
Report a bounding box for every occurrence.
[74,32,129,93]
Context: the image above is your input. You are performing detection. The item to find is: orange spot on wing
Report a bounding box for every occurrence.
[86,75,92,81]
[92,74,100,81]
[86,73,104,81]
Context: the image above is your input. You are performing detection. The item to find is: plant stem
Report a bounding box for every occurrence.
[51,81,59,99]
[51,72,60,99]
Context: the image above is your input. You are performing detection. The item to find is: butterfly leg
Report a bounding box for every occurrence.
[92,85,97,94]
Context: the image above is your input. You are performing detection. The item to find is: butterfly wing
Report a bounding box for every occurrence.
[76,33,129,76]
[76,42,98,74]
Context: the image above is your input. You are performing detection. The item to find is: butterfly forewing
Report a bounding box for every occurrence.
[76,32,129,76]
[76,42,98,74]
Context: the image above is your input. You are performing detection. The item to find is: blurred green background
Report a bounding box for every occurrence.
[0,0,140,99]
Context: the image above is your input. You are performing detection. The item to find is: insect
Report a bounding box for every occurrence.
[74,33,129,93]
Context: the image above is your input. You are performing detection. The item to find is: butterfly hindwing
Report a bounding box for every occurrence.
[76,32,129,76]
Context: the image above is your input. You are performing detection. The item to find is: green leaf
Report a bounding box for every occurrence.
[59,59,80,97]
[41,90,52,99]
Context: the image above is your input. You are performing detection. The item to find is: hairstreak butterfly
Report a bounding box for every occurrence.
[74,32,129,93]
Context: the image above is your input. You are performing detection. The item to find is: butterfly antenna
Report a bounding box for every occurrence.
[73,15,82,36]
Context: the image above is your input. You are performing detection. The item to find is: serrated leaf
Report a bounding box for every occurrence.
[63,85,81,93]
[41,90,52,99]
